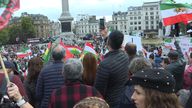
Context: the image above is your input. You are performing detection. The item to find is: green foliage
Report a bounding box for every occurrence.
[20,17,36,42]
[8,25,21,44]
[0,28,9,45]
[0,0,10,8]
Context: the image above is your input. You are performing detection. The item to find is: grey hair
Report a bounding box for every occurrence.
[129,57,152,74]
[52,45,65,61]
[63,58,83,80]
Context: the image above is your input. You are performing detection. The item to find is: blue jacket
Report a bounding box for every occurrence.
[36,61,65,108]
[119,81,136,108]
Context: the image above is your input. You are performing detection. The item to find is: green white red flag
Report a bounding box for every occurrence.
[160,3,192,26]
[0,0,20,30]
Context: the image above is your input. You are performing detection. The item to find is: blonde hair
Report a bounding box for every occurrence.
[73,97,109,108]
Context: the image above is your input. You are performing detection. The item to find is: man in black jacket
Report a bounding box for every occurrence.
[94,31,129,108]
[165,40,186,92]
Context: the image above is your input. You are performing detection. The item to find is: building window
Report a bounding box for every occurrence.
[130,12,132,15]
[156,21,159,24]
[146,21,148,24]
[130,27,133,30]
[145,8,148,10]
[138,16,141,19]
[134,22,137,25]
[150,16,154,20]
[134,17,137,20]
[124,25,127,29]
[151,26,154,29]
[157,26,159,29]
[130,17,133,20]
[150,7,153,10]
[130,22,133,25]
[138,26,141,30]
[138,21,141,24]
[150,12,154,15]
[156,12,159,15]
[138,12,141,14]
[146,26,149,30]
[156,16,159,19]
[145,16,148,20]
[151,21,154,24]
[135,27,137,30]
[146,12,148,15]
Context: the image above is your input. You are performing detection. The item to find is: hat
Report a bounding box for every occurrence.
[168,50,179,59]
[0,61,15,69]
[130,69,175,93]
[73,97,109,108]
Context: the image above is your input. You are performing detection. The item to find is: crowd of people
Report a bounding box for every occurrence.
[0,27,192,108]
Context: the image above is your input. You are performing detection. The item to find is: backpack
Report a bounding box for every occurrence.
[0,75,18,108]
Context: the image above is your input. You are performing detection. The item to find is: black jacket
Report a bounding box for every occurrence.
[94,50,129,108]
[165,41,186,92]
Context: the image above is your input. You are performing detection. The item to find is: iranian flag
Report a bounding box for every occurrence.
[160,3,192,26]
[16,48,32,58]
[83,42,97,55]
[79,42,97,60]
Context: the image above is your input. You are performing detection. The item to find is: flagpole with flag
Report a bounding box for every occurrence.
[0,54,10,83]
[160,2,192,26]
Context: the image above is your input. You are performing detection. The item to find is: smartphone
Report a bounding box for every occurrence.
[99,18,105,30]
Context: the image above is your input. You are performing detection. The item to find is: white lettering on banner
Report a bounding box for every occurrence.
[122,35,142,51]
[164,36,192,57]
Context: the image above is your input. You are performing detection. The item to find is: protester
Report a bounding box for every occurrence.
[24,56,43,107]
[0,61,28,99]
[7,82,33,108]
[36,45,65,108]
[185,91,192,108]
[48,58,102,108]
[73,97,109,108]
[131,69,182,108]
[95,31,129,108]
[149,53,155,68]
[82,52,97,86]
[125,43,137,64]
[119,57,152,108]
[165,40,186,92]
[183,52,192,89]
[161,57,170,69]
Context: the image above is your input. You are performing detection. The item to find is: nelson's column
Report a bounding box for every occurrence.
[59,0,74,37]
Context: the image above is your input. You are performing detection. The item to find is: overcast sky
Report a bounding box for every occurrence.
[1,0,191,21]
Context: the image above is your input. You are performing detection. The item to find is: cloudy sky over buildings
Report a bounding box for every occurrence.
[1,0,191,21]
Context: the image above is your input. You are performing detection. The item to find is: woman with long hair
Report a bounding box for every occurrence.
[82,53,97,86]
[131,69,182,108]
[24,57,43,108]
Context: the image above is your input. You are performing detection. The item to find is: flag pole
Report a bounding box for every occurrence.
[0,53,10,83]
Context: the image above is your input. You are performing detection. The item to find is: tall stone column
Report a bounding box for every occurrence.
[59,0,74,35]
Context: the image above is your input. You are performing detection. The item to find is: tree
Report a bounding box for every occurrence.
[8,25,22,44]
[20,17,36,43]
[0,28,9,45]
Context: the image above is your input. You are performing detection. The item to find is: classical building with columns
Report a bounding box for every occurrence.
[10,12,61,38]
[74,15,99,37]
[112,1,163,39]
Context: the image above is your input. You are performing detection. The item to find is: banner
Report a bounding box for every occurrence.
[160,3,192,26]
[164,36,192,56]
[0,0,20,30]
[122,35,143,51]
[0,0,10,8]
